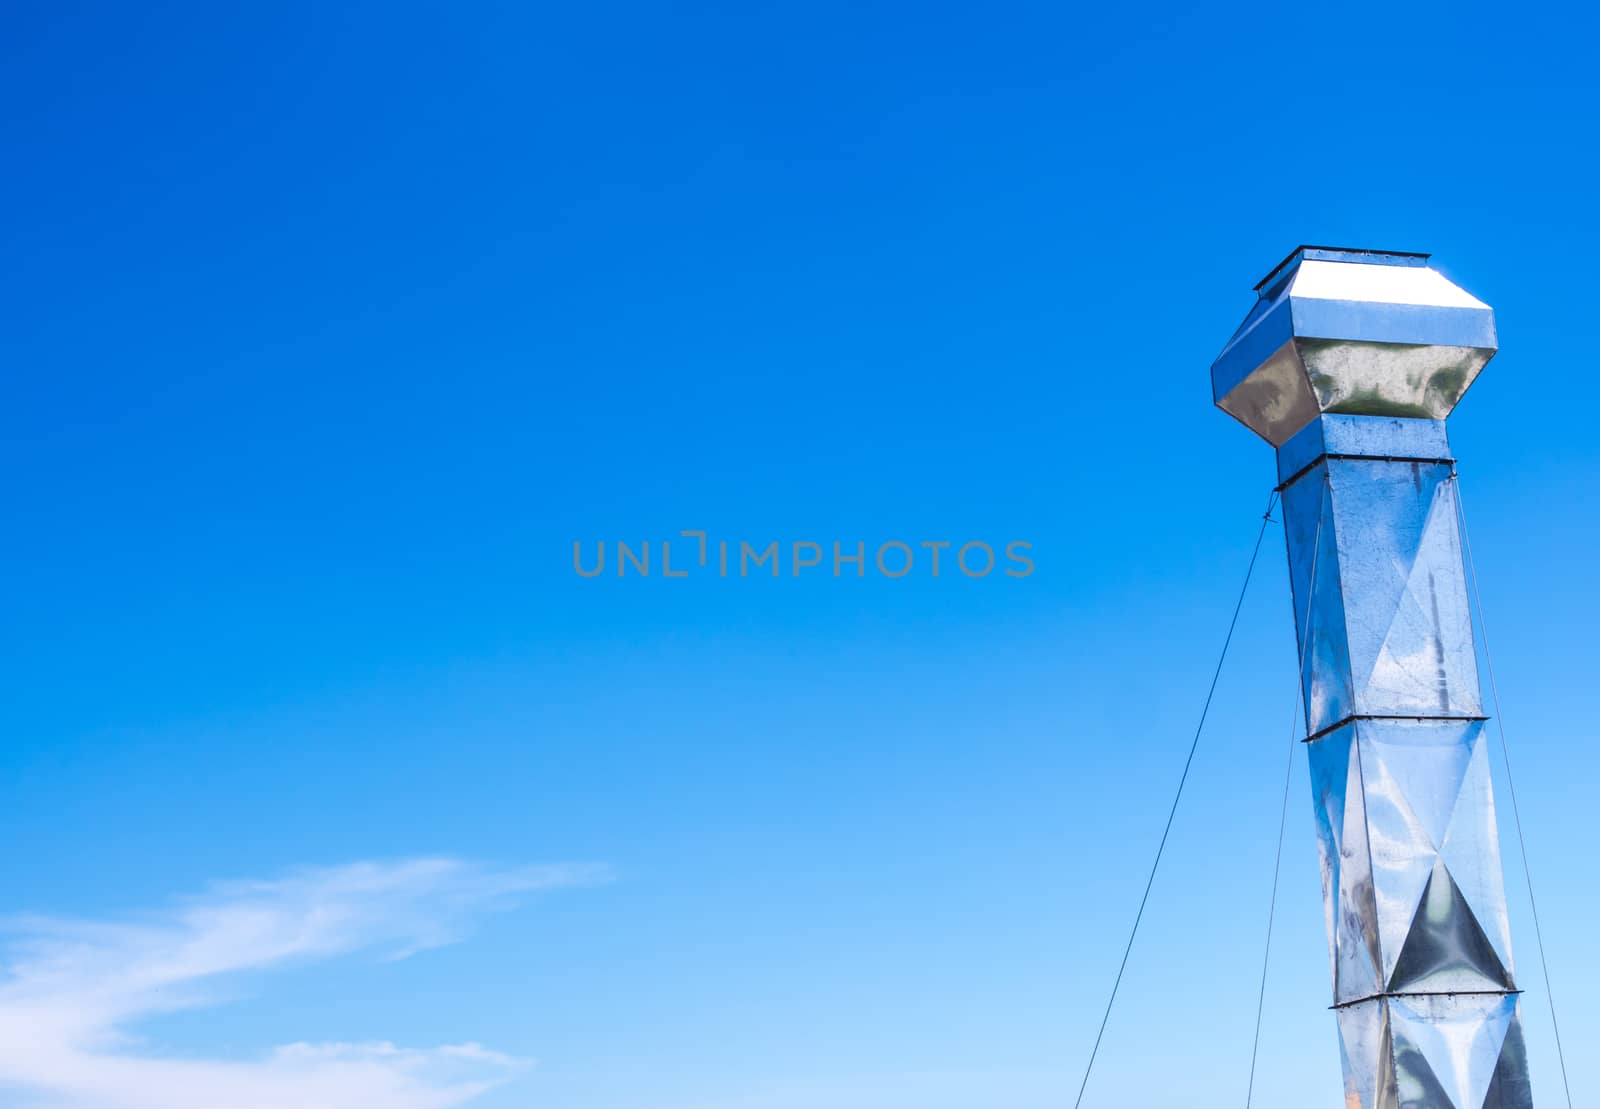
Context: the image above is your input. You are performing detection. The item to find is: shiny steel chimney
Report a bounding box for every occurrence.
[1212,247,1534,1108]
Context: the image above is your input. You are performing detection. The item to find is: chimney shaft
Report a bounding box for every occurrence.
[1212,248,1534,1108]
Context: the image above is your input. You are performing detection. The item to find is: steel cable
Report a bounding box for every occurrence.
[1071,489,1280,1109]
[1244,471,1327,1107]
[1454,477,1574,1109]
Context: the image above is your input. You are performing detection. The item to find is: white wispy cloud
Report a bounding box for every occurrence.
[0,858,609,1109]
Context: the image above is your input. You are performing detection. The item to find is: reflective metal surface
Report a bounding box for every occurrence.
[1335,995,1533,1109]
[1300,340,1492,421]
[1211,248,1498,446]
[1277,414,1450,487]
[1212,250,1533,1108]
[1309,717,1513,1004]
[1287,454,1483,732]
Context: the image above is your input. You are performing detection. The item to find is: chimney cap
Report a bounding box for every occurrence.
[1211,248,1497,447]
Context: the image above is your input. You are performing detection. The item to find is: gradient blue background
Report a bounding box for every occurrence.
[5,2,1598,1105]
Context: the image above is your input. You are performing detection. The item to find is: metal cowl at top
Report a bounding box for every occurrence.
[1210,246,1498,445]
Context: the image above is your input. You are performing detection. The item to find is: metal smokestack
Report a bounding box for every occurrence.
[1212,247,1534,1108]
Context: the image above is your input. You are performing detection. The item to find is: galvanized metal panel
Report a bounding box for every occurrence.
[1333,995,1529,1109]
[1301,340,1493,420]
[1328,458,1482,718]
[1277,415,1452,487]
[1308,722,1384,1003]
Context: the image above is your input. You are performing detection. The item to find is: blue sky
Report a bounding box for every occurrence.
[4,2,1599,1106]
